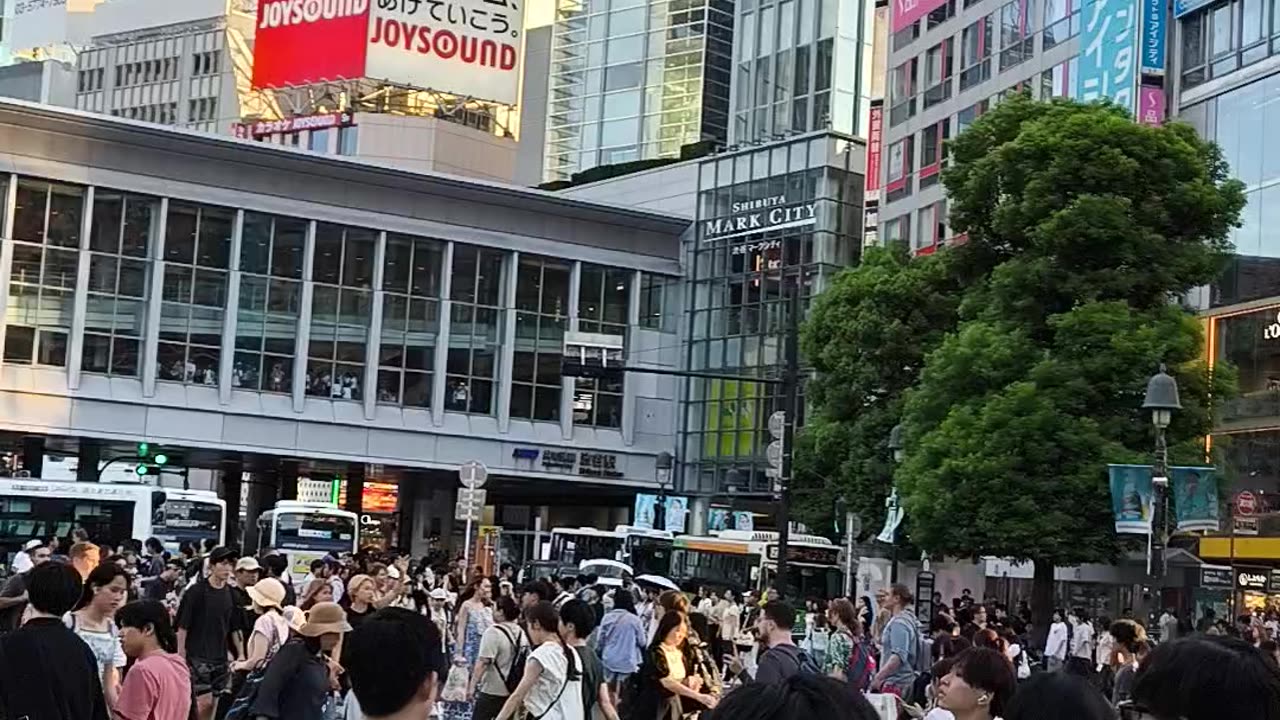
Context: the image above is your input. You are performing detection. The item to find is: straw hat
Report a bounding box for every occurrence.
[298,601,352,637]
[282,605,306,633]
[246,578,286,609]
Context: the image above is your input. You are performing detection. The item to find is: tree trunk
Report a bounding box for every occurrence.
[1030,558,1055,650]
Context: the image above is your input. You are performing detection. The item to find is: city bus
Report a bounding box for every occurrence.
[669,530,843,601]
[258,501,359,576]
[616,525,674,576]
[0,478,226,565]
[548,525,674,572]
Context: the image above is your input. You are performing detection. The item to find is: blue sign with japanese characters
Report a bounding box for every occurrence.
[1174,0,1212,18]
[1076,0,1138,112]
[1141,0,1167,74]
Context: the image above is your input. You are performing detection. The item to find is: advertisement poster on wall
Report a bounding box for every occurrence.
[1138,85,1166,126]
[634,494,689,533]
[252,0,525,105]
[1075,0,1137,113]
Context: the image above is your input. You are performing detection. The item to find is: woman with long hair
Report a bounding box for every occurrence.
[445,576,495,720]
[67,562,129,708]
[300,575,334,611]
[628,611,718,720]
[116,600,193,720]
[494,600,584,720]
[825,598,875,692]
[1109,619,1149,705]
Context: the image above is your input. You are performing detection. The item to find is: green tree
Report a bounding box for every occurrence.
[895,95,1243,641]
[794,245,960,535]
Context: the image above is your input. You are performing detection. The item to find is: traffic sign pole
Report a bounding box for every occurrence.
[457,461,488,583]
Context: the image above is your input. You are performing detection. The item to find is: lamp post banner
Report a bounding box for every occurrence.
[1172,465,1219,533]
[1108,464,1154,534]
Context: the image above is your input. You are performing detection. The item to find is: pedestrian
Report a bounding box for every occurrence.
[231,577,291,677]
[728,600,813,684]
[630,610,718,718]
[66,562,130,708]
[470,595,527,720]
[143,537,168,577]
[824,597,875,692]
[869,584,921,699]
[1002,670,1114,720]
[428,587,452,654]
[493,600,585,720]
[344,574,378,630]
[1045,609,1069,672]
[560,598,621,720]
[0,538,52,631]
[1108,618,1148,705]
[260,554,297,607]
[301,574,335,610]
[248,601,351,720]
[1125,635,1280,720]
[71,540,102,580]
[934,647,1015,720]
[856,596,875,639]
[1158,607,1178,643]
[344,607,448,720]
[0,562,109,720]
[10,537,43,574]
[176,545,242,720]
[143,558,185,600]
[115,599,194,720]
[597,585,646,707]
[714,590,741,661]
[706,673,879,720]
[445,576,495,720]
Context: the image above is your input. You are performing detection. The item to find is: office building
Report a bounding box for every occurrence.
[541,0,735,182]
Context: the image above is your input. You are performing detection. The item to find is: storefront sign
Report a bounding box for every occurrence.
[1237,568,1270,591]
[1264,311,1280,340]
[531,448,625,478]
[1138,85,1165,126]
[1140,0,1166,75]
[1200,566,1233,588]
[232,111,355,138]
[541,450,576,471]
[1234,516,1260,536]
[578,452,623,478]
[1076,0,1136,113]
[703,196,818,242]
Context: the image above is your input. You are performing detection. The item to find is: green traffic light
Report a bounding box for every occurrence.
[134,464,149,476]
[137,442,149,457]
[154,454,168,466]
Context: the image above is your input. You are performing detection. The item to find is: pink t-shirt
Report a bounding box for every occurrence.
[114,652,192,720]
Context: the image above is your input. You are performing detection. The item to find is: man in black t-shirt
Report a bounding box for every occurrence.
[0,542,52,632]
[176,545,242,720]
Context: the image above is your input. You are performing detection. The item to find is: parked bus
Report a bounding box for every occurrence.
[548,525,674,573]
[616,525,674,576]
[0,478,226,566]
[257,501,359,576]
[669,530,843,600]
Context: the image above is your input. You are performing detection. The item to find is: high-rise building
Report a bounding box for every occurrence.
[728,0,880,144]
[541,0,735,182]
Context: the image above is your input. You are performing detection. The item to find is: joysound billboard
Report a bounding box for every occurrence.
[252,0,524,105]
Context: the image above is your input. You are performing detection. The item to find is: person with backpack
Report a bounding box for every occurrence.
[726,601,821,683]
[869,583,921,700]
[471,596,529,720]
[560,599,621,720]
[824,598,876,692]
[493,601,585,720]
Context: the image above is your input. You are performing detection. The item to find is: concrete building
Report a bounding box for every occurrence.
[541,0,735,182]
[0,99,685,560]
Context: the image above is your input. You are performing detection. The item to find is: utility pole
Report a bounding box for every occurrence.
[775,280,800,595]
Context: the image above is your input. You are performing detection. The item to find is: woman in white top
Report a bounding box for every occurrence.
[66,563,129,709]
[233,577,291,672]
[493,600,585,720]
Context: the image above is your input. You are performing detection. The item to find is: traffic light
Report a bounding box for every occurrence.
[134,443,170,478]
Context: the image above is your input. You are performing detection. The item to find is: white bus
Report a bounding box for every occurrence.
[548,525,675,573]
[258,501,359,576]
[616,525,674,576]
[0,478,226,564]
[670,530,843,600]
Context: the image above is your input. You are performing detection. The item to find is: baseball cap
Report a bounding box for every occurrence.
[23,539,43,551]
[208,546,239,565]
[235,556,261,572]
[429,588,448,600]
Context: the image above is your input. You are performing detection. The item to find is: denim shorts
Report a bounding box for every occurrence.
[605,670,632,685]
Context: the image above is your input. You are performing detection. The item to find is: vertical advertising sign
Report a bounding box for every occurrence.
[1171,466,1219,533]
[1138,84,1166,125]
[1140,0,1167,74]
[1077,0,1137,113]
[1108,464,1153,534]
[866,104,884,194]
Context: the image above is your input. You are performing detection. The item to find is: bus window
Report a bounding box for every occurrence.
[0,497,134,555]
[551,533,622,564]
[629,536,672,576]
[152,499,223,549]
[274,513,357,553]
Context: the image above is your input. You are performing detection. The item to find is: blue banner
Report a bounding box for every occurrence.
[1174,0,1212,17]
[1140,0,1166,74]
[708,509,755,532]
[1109,464,1154,534]
[634,494,688,533]
[1077,0,1138,112]
[1172,466,1220,533]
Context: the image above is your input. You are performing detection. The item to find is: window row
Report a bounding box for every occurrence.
[1181,0,1280,91]
[882,200,950,254]
[111,103,179,125]
[113,57,180,88]
[77,68,105,93]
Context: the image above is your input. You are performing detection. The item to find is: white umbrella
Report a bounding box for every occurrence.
[634,574,679,591]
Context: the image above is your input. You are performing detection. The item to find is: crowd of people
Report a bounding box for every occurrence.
[0,532,1278,720]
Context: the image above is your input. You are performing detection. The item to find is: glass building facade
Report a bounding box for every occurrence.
[680,132,864,495]
[543,0,735,182]
[730,0,878,144]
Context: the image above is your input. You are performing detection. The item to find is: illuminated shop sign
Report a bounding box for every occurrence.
[703,195,817,242]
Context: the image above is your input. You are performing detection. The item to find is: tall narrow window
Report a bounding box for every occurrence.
[307,223,375,401]
[378,234,443,407]
[576,265,629,428]
[231,212,304,392]
[83,191,158,377]
[447,245,504,415]
[160,202,233,385]
[6,178,77,367]
[511,256,571,422]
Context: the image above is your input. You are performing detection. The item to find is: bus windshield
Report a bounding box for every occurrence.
[669,547,758,593]
[551,532,623,564]
[764,564,843,602]
[628,535,673,576]
[274,512,357,553]
[152,499,222,548]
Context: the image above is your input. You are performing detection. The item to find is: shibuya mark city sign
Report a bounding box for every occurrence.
[703,195,818,242]
[252,0,524,105]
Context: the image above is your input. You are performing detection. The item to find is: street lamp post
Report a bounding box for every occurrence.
[1142,364,1181,579]
[888,424,905,584]
[654,451,673,530]
[725,468,742,530]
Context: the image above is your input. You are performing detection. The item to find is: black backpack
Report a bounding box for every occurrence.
[495,625,530,694]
